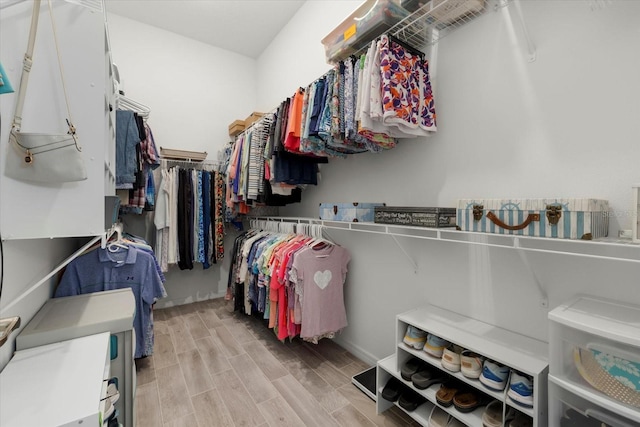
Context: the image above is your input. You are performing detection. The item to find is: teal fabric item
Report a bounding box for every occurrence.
[592,349,640,391]
[110,335,118,360]
[0,61,14,94]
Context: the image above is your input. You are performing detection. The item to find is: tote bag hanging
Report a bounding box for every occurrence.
[5,0,87,183]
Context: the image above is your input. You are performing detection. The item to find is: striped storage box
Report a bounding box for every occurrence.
[320,202,385,222]
[457,199,609,240]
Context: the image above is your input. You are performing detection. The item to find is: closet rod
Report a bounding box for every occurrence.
[2,234,103,315]
[161,158,221,169]
[251,217,640,264]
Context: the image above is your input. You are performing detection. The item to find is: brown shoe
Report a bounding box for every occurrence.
[435,383,460,407]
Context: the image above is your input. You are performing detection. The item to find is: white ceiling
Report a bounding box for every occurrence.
[105,0,306,59]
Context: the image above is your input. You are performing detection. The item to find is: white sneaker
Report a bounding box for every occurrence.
[423,334,450,358]
[479,359,510,391]
[460,350,484,379]
[403,325,428,350]
[441,344,464,372]
[507,371,534,407]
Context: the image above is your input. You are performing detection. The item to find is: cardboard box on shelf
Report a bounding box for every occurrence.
[228,120,245,137]
[244,112,265,128]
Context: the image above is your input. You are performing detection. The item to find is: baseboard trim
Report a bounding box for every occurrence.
[155,292,226,309]
[333,336,380,367]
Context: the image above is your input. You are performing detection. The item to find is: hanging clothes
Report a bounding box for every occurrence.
[154,162,225,272]
[225,112,318,217]
[228,225,350,343]
[115,110,141,186]
[154,168,171,272]
[116,113,162,214]
[379,34,437,136]
[54,239,166,358]
[290,243,350,343]
[219,34,436,221]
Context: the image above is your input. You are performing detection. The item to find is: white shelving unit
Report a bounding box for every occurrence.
[378,355,437,424]
[548,296,640,427]
[0,0,117,240]
[377,305,549,426]
[16,289,136,427]
[0,332,111,427]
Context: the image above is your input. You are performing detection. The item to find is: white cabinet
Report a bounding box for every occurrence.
[0,332,111,427]
[548,296,640,426]
[377,305,549,426]
[0,0,116,240]
[16,289,136,427]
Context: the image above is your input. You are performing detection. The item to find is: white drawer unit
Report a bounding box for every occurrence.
[0,332,111,427]
[16,289,136,427]
[548,296,640,426]
[377,305,549,426]
[549,376,638,427]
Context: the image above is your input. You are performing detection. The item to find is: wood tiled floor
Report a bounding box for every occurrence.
[135,298,418,427]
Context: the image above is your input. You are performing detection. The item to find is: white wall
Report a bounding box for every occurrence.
[92,0,640,365]
[256,1,362,112]
[0,238,80,370]
[106,13,259,306]
[256,0,640,364]
[119,211,239,307]
[106,12,258,155]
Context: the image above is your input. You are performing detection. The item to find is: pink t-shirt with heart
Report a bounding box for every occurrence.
[290,244,351,341]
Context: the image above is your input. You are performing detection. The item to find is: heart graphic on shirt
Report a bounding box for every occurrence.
[313,270,332,290]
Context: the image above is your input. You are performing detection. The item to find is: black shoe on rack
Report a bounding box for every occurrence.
[411,367,446,390]
[381,377,403,402]
[401,357,425,381]
[398,388,427,412]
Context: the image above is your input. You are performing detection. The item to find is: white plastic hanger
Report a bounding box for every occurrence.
[117,94,150,121]
[106,223,128,252]
[308,224,333,252]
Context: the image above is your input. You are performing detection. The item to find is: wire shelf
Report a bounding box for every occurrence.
[350,0,507,59]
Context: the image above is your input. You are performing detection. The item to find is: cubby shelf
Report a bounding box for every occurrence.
[376,304,549,426]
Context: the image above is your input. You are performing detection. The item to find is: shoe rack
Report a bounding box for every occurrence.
[377,304,549,426]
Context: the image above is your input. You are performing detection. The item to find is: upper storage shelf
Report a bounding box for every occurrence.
[250,217,640,264]
[322,0,494,64]
[389,0,489,50]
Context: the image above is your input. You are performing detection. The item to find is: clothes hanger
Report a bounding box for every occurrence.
[107,225,128,252]
[308,224,334,251]
[386,33,425,60]
[117,93,151,120]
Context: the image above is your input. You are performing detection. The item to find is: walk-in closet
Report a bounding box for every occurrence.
[1,1,640,426]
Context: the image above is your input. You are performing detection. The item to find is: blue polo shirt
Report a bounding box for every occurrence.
[55,246,167,358]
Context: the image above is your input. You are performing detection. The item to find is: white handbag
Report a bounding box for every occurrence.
[5,0,87,183]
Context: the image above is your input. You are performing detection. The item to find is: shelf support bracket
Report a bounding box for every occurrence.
[513,237,548,308]
[507,0,537,62]
[390,234,418,274]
